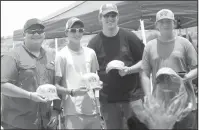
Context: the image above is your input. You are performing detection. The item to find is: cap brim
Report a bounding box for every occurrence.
[156,18,175,23]
[24,24,45,32]
[35,24,45,29]
[156,68,178,78]
[47,96,61,101]
[101,10,118,15]
[69,20,84,29]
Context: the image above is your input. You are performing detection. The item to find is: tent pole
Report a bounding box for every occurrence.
[140,19,153,93]
[12,42,15,49]
[140,19,146,45]
[55,38,58,54]
[186,28,188,39]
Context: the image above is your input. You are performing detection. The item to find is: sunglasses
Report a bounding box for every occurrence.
[67,28,84,33]
[156,74,171,84]
[103,13,118,19]
[25,29,44,34]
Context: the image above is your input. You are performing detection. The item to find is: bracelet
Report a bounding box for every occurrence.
[70,89,74,96]
[127,67,132,74]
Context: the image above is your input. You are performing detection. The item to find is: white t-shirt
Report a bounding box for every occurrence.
[55,45,99,115]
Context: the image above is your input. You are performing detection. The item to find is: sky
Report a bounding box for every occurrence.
[1,1,76,37]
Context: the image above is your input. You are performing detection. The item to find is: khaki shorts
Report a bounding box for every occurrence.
[64,114,101,129]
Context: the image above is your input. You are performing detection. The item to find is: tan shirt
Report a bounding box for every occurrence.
[1,44,55,129]
[55,45,99,115]
[142,36,197,109]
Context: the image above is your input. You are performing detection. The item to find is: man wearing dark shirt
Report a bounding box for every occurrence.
[88,3,145,129]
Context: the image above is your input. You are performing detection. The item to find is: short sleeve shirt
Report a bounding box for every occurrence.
[88,28,145,102]
[142,36,198,110]
[1,44,55,129]
[55,45,99,115]
[142,36,197,87]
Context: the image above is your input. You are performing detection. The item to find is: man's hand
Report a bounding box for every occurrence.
[182,75,189,83]
[72,87,89,96]
[118,66,131,76]
[29,92,48,102]
[92,81,103,91]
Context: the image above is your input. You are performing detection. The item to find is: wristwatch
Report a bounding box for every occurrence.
[70,89,74,96]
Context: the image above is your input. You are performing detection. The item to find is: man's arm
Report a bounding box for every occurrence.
[140,43,153,96]
[1,55,47,102]
[55,76,71,96]
[1,82,31,99]
[140,71,151,96]
[183,68,197,82]
[1,55,31,98]
[54,53,72,96]
[127,60,142,74]
[90,49,99,73]
[184,39,198,82]
[119,31,145,76]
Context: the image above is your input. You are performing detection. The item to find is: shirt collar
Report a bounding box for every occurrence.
[22,42,46,59]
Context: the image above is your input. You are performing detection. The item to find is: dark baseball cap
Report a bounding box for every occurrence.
[23,18,45,32]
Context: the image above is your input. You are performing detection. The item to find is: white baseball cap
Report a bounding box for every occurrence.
[80,73,102,90]
[156,9,175,23]
[106,60,125,73]
[36,84,60,101]
[155,67,182,85]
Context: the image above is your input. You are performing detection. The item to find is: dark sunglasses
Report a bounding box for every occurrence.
[67,28,84,33]
[25,29,44,34]
[103,13,117,18]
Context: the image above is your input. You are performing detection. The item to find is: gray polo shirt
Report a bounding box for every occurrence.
[1,44,55,129]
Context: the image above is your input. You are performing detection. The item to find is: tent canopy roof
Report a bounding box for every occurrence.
[13,1,197,41]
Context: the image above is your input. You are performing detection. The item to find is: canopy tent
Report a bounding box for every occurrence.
[13,1,197,41]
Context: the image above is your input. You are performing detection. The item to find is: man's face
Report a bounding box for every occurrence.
[156,19,175,34]
[66,23,84,44]
[100,12,119,30]
[24,24,45,49]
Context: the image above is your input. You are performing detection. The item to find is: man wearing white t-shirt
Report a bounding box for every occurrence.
[54,17,101,129]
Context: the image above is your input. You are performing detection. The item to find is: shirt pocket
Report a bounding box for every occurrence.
[44,61,55,84]
[170,51,183,59]
[18,64,37,92]
[120,44,133,66]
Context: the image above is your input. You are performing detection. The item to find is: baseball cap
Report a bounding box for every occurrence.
[80,73,102,90]
[156,9,175,22]
[36,84,60,101]
[156,67,182,84]
[156,67,179,78]
[106,60,125,73]
[99,3,119,15]
[23,18,45,32]
[65,17,84,29]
